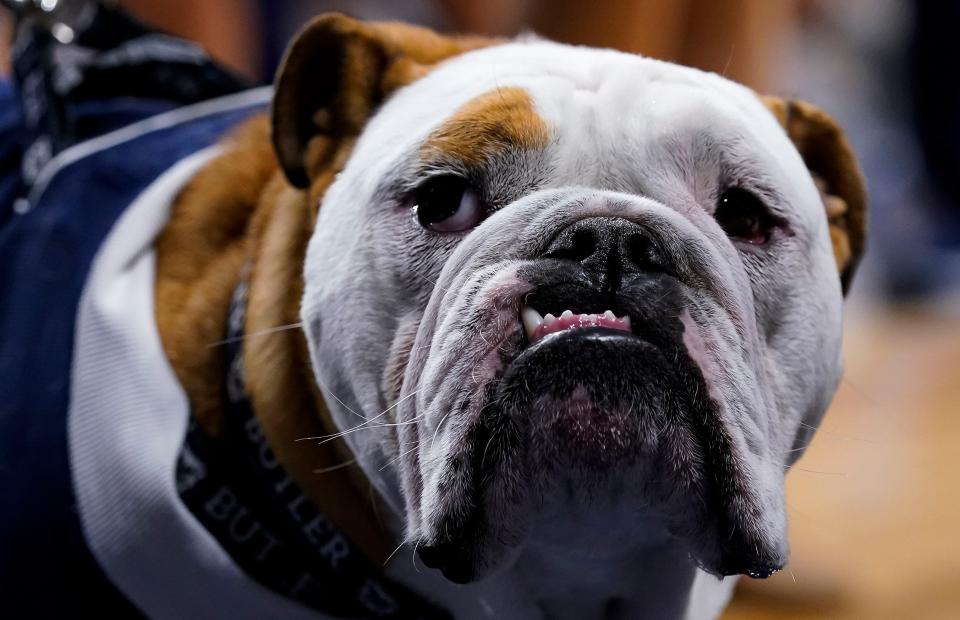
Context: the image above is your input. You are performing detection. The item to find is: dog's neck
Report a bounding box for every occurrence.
[155,117,395,566]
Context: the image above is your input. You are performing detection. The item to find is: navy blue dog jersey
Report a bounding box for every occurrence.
[0,6,450,619]
[0,6,265,615]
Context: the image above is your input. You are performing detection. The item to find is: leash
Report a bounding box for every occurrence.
[175,276,450,619]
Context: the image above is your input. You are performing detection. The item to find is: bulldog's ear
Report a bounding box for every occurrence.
[272,13,494,188]
[761,96,867,294]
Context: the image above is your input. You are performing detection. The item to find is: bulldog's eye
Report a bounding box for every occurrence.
[414,175,485,232]
[715,188,781,245]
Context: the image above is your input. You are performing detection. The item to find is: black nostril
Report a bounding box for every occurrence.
[543,217,670,279]
[622,229,661,271]
[567,227,597,262]
[544,226,596,262]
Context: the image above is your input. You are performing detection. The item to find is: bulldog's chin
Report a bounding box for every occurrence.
[416,321,786,585]
[499,327,674,469]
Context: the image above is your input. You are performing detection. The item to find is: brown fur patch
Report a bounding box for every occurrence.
[421,86,550,166]
[761,95,867,292]
[155,116,276,436]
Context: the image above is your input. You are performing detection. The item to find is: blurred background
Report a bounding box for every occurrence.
[3,0,958,618]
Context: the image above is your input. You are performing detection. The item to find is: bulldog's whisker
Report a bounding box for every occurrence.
[383,538,409,568]
[358,410,428,433]
[295,419,413,443]
[297,417,425,446]
[374,418,426,429]
[369,389,421,425]
[206,322,304,348]
[431,410,454,450]
[412,539,423,573]
[479,430,497,472]
[413,272,455,298]
[312,458,358,474]
[787,465,847,476]
[840,376,895,418]
[329,397,428,443]
[325,390,422,436]
[416,273,440,286]
[719,45,736,80]
[312,376,366,420]
[301,387,423,435]
[798,421,876,444]
[380,441,422,472]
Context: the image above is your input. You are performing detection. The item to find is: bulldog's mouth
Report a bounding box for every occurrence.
[414,274,785,583]
[520,306,632,345]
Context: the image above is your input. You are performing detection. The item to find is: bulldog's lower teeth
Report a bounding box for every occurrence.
[520,306,632,343]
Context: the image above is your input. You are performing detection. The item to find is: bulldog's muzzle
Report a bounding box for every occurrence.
[499,215,688,464]
[396,189,786,584]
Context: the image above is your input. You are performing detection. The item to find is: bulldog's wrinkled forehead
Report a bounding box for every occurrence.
[378,40,775,134]
[349,40,821,227]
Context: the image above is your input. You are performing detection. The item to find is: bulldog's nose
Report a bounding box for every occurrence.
[543,217,669,289]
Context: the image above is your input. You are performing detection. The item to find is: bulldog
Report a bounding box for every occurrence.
[59,12,866,620]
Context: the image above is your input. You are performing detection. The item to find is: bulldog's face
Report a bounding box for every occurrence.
[276,16,866,587]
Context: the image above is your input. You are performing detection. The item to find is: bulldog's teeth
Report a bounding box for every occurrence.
[560,309,574,319]
[543,313,557,325]
[622,315,632,328]
[603,310,616,320]
[521,306,544,340]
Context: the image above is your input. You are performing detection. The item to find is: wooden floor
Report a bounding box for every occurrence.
[726,309,960,619]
